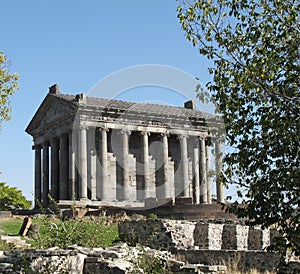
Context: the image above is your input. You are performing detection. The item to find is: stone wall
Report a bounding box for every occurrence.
[118,219,285,272]
[176,250,280,273]
[119,219,271,252]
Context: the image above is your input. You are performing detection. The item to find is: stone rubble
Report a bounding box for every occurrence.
[0,244,227,274]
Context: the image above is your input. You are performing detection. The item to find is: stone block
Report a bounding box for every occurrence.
[194,223,223,250]
[270,228,281,246]
[248,227,270,250]
[157,198,174,207]
[194,223,209,249]
[0,211,12,218]
[144,197,158,208]
[175,197,193,205]
[18,217,32,237]
[221,224,248,250]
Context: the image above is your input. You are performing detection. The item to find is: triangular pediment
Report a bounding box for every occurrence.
[26,94,77,135]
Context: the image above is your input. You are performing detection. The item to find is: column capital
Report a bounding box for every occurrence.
[50,137,59,145]
[179,134,188,140]
[79,124,88,131]
[120,129,131,135]
[99,126,109,132]
[59,132,69,138]
[43,141,50,147]
[141,131,150,136]
[161,131,169,137]
[33,144,42,150]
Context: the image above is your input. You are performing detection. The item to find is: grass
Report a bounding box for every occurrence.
[31,215,120,249]
[0,217,24,235]
[229,271,275,274]
[0,215,120,249]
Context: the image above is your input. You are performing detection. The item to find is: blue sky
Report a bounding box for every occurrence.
[0,0,218,201]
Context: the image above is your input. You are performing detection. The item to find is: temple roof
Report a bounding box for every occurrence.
[52,93,214,120]
[26,90,220,139]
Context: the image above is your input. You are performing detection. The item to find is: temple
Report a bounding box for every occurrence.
[26,84,224,208]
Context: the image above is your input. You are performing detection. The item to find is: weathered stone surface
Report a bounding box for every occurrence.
[0,245,227,274]
[0,235,30,249]
[248,226,270,250]
[119,219,176,251]
[177,249,281,273]
[221,224,249,250]
[194,223,224,250]
[119,219,271,252]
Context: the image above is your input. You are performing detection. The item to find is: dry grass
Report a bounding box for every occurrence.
[222,256,276,274]
[228,266,276,274]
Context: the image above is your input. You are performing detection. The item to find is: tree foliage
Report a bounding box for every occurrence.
[177,0,300,256]
[0,50,18,126]
[0,182,31,210]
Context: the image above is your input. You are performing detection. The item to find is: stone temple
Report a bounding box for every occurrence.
[26,84,224,209]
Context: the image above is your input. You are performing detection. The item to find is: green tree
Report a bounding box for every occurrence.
[0,182,31,210]
[177,0,299,258]
[0,50,18,126]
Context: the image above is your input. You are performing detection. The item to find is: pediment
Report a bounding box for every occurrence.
[26,94,76,135]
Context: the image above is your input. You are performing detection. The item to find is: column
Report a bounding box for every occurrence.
[34,146,42,207]
[69,132,76,200]
[90,150,97,200]
[59,134,69,200]
[180,135,189,197]
[121,130,130,201]
[200,137,208,203]
[193,140,200,204]
[50,138,59,201]
[140,131,150,200]
[162,133,170,198]
[42,142,49,207]
[100,128,109,200]
[206,143,212,204]
[215,139,225,204]
[79,126,88,199]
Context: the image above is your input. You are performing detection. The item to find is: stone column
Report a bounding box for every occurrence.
[215,138,225,204]
[200,137,208,203]
[59,134,69,200]
[34,145,42,207]
[121,129,130,201]
[42,142,50,207]
[140,131,150,200]
[90,149,97,200]
[180,135,189,197]
[50,138,59,201]
[162,133,170,198]
[193,140,200,204]
[206,143,212,204]
[100,128,109,200]
[69,132,76,200]
[79,126,88,200]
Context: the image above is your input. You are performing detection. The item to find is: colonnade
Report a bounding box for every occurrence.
[34,126,224,207]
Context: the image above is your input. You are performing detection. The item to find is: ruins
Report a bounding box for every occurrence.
[26,84,224,208]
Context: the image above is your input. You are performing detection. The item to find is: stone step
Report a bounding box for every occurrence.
[0,235,21,242]
[180,264,227,274]
[0,235,31,248]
